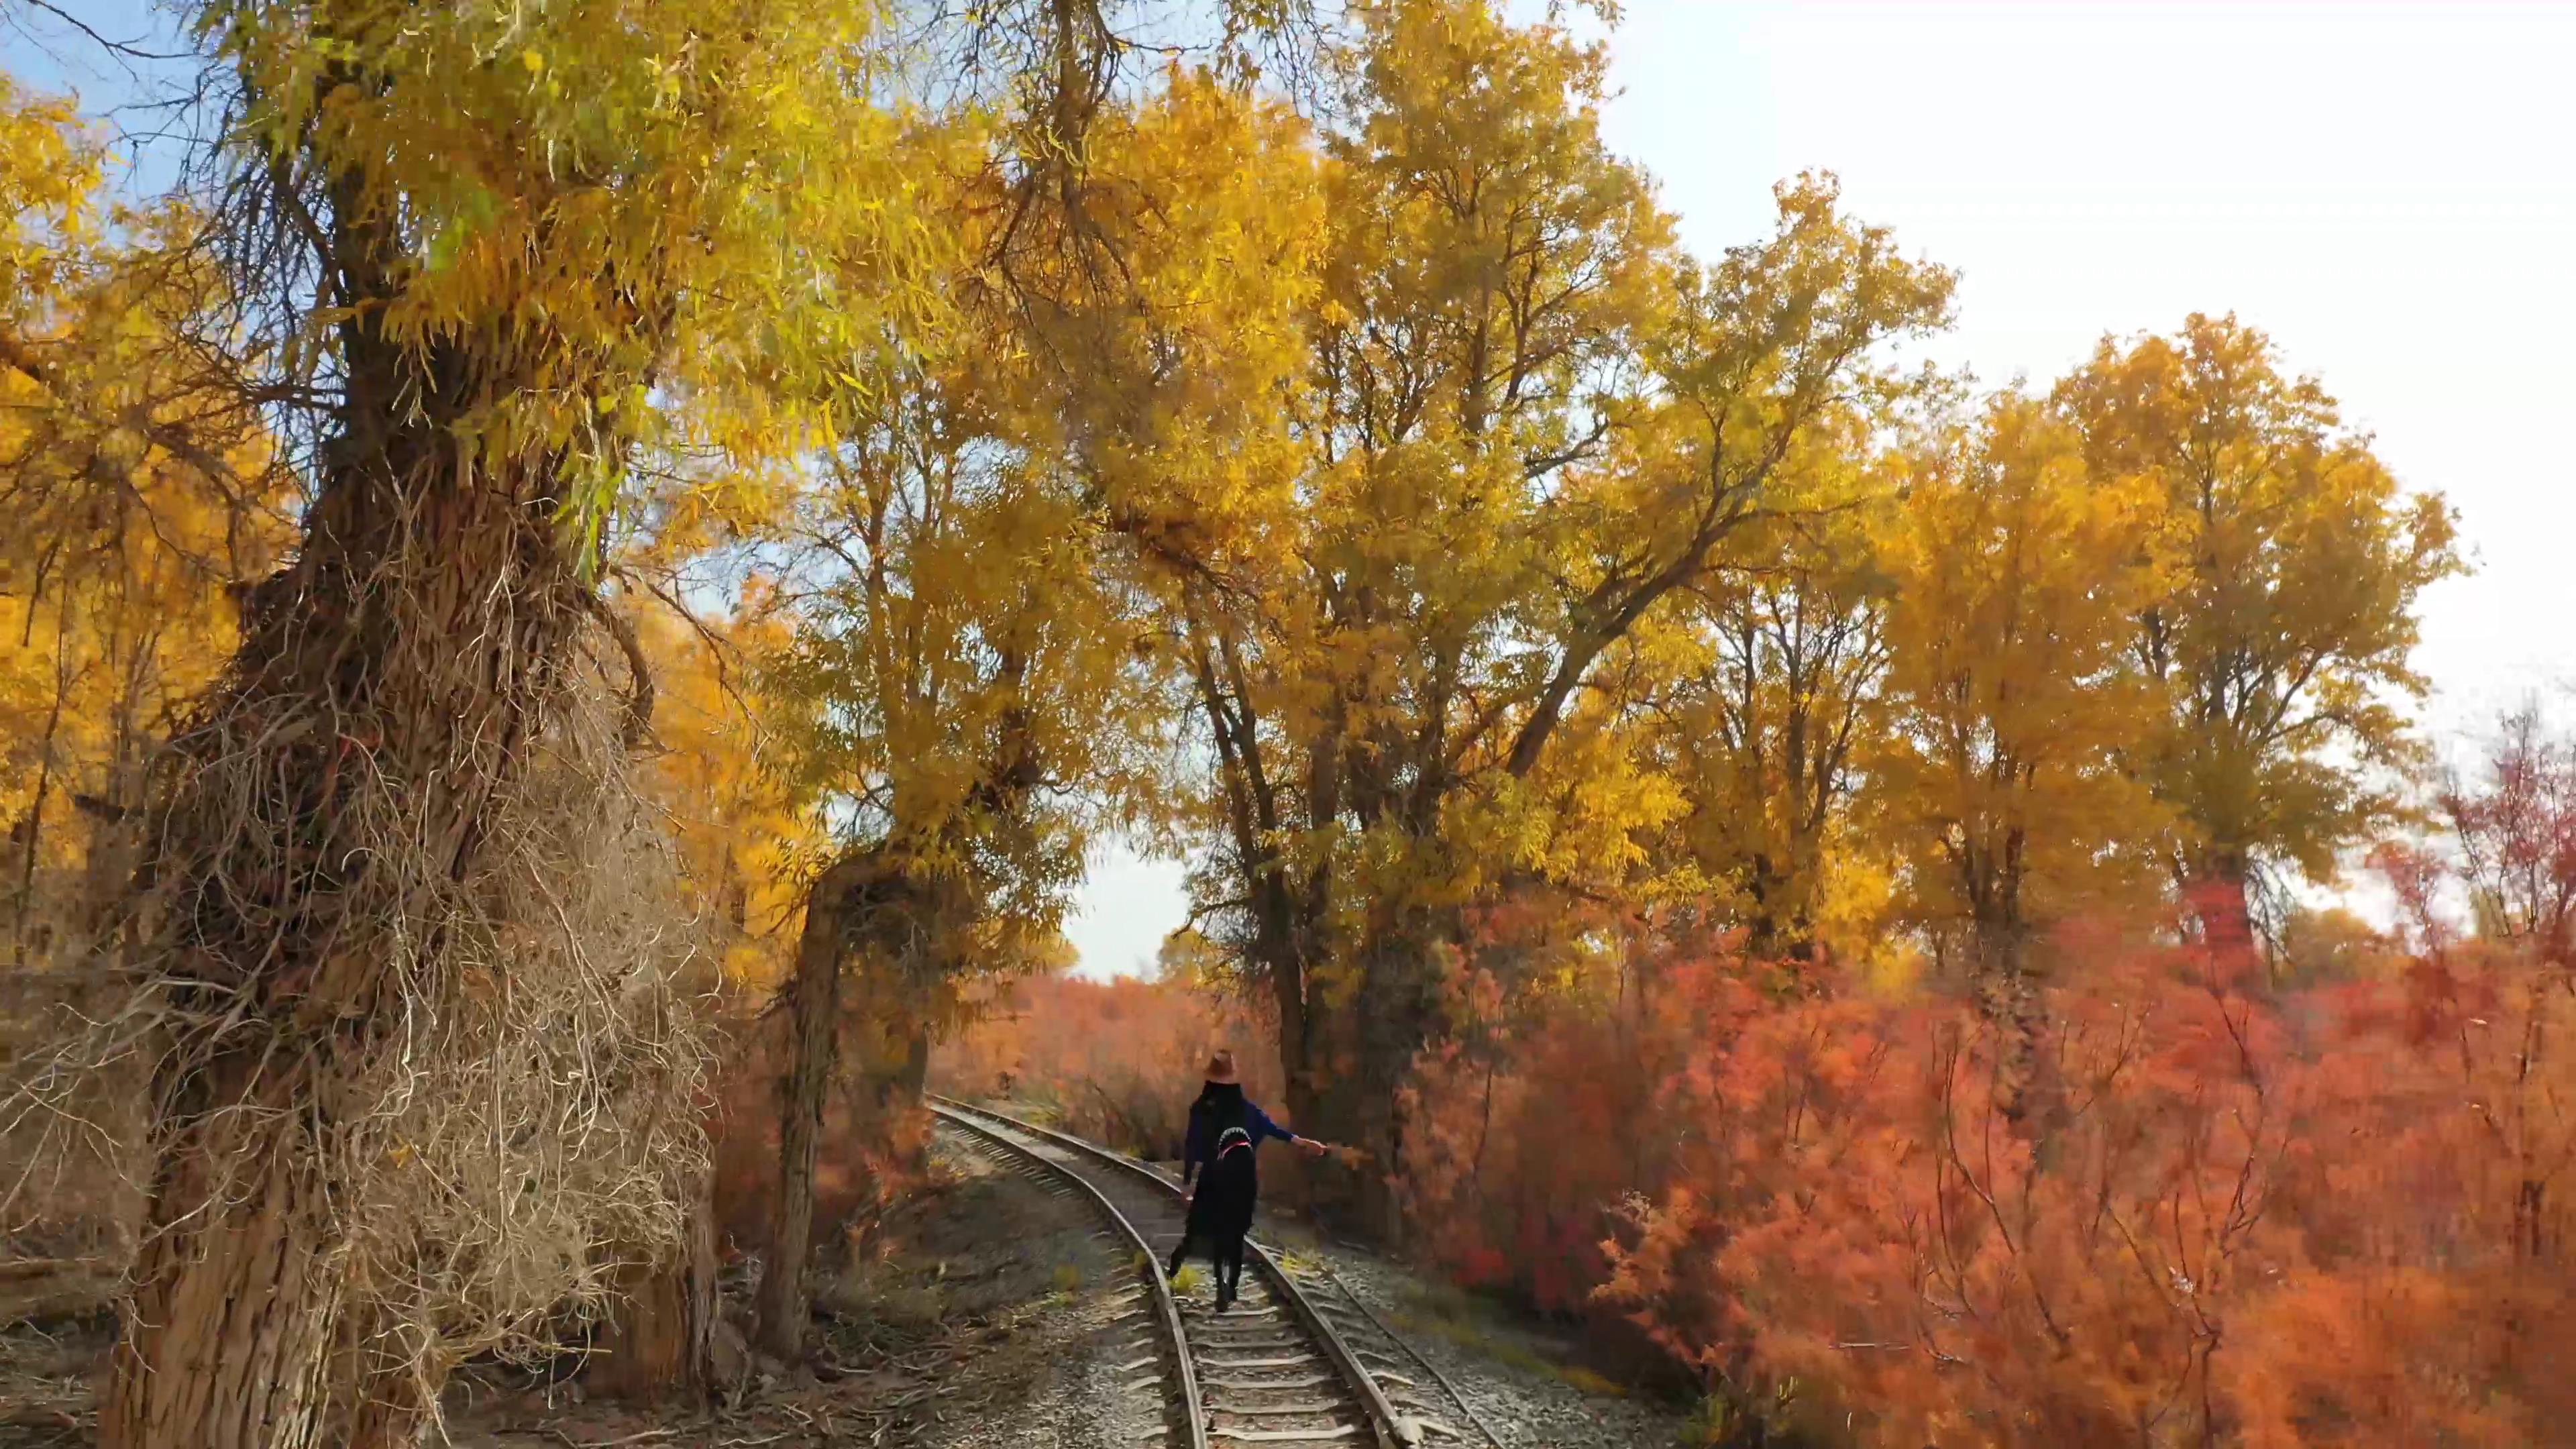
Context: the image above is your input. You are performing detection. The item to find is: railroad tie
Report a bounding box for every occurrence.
[1208,1426,1365,1443]
[1369,1370,1421,1389]
[1200,1374,1335,1391]
[1205,1401,1350,1417]
[1199,1353,1322,1369]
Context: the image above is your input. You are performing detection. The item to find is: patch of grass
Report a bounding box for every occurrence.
[1171,1265,1205,1293]
[1382,1291,1628,1399]
[857,1282,949,1332]
[1680,1393,1739,1447]
[1052,1263,1083,1293]
[1560,1365,1626,1397]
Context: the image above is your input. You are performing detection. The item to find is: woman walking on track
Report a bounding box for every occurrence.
[1167,1050,1329,1310]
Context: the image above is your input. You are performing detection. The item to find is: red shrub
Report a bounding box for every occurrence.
[1398,934,1750,1317]
[1401,903,2576,1446]
[932,969,1282,1159]
[706,1002,930,1267]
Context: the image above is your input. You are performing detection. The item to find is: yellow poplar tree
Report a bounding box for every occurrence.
[740,82,1279,1350]
[71,3,947,1442]
[1646,426,1895,961]
[2055,314,2462,950]
[1872,396,2169,1026]
[633,597,817,988]
[1,78,294,959]
[1080,0,1953,1228]
[0,77,301,1295]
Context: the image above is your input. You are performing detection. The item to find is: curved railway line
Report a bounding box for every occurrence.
[926,1097,1505,1449]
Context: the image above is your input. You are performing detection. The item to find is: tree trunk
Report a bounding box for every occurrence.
[103,508,584,1444]
[758,849,962,1357]
[11,641,65,959]
[1970,912,2049,1125]
[1301,926,1438,1242]
[588,1191,723,1402]
[101,280,593,1444]
[755,857,864,1360]
[106,1099,345,1449]
[2191,855,2258,965]
[1259,896,1318,1140]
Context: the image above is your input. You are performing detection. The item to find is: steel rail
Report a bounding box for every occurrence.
[1300,1257,1510,1449]
[927,1101,1210,1449]
[929,1095,1417,1448]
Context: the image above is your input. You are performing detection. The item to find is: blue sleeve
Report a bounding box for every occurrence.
[1182,1108,1207,1175]
[1248,1104,1297,1146]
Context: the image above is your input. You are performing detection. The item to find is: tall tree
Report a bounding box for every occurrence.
[1093,0,1951,1227]
[82,3,936,1441]
[2055,315,2461,951]
[743,97,1213,1350]
[1645,439,1893,959]
[1871,396,2168,1067]
[748,353,1169,1351]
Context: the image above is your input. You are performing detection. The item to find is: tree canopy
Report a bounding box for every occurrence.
[0,2,2487,1443]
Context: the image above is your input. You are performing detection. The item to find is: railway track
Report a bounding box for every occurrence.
[928,1097,1502,1449]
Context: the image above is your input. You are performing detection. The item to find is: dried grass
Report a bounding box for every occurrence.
[3,593,714,1428]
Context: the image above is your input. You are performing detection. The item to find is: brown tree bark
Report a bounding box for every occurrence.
[100,117,608,1438]
[755,850,961,1359]
[2190,853,2259,966]
[102,468,588,1447]
[754,855,865,1360]
[588,1194,724,1402]
[106,1104,343,1449]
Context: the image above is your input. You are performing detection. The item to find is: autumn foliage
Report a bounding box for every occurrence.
[0,0,2548,1442]
[1392,790,2576,1446]
[933,969,1283,1160]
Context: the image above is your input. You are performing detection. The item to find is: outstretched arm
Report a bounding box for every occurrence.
[1252,1104,1332,1157]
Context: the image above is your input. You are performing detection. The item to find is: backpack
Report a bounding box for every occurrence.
[1190,1082,1249,1161]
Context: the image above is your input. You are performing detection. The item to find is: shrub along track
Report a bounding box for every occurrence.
[930,1097,1498,1449]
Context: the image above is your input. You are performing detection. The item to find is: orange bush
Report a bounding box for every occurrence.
[1397,929,1739,1318]
[706,998,932,1267]
[1399,922,2576,1446]
[1595,935,2297,1446]
[932,969,1282,1159]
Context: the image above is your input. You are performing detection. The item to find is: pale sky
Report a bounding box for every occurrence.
[10,4,2570,977]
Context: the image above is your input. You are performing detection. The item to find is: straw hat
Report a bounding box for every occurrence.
[1203,1049,1238,1083]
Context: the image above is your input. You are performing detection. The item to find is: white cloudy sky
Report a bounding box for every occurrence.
[13,3,2571,977]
